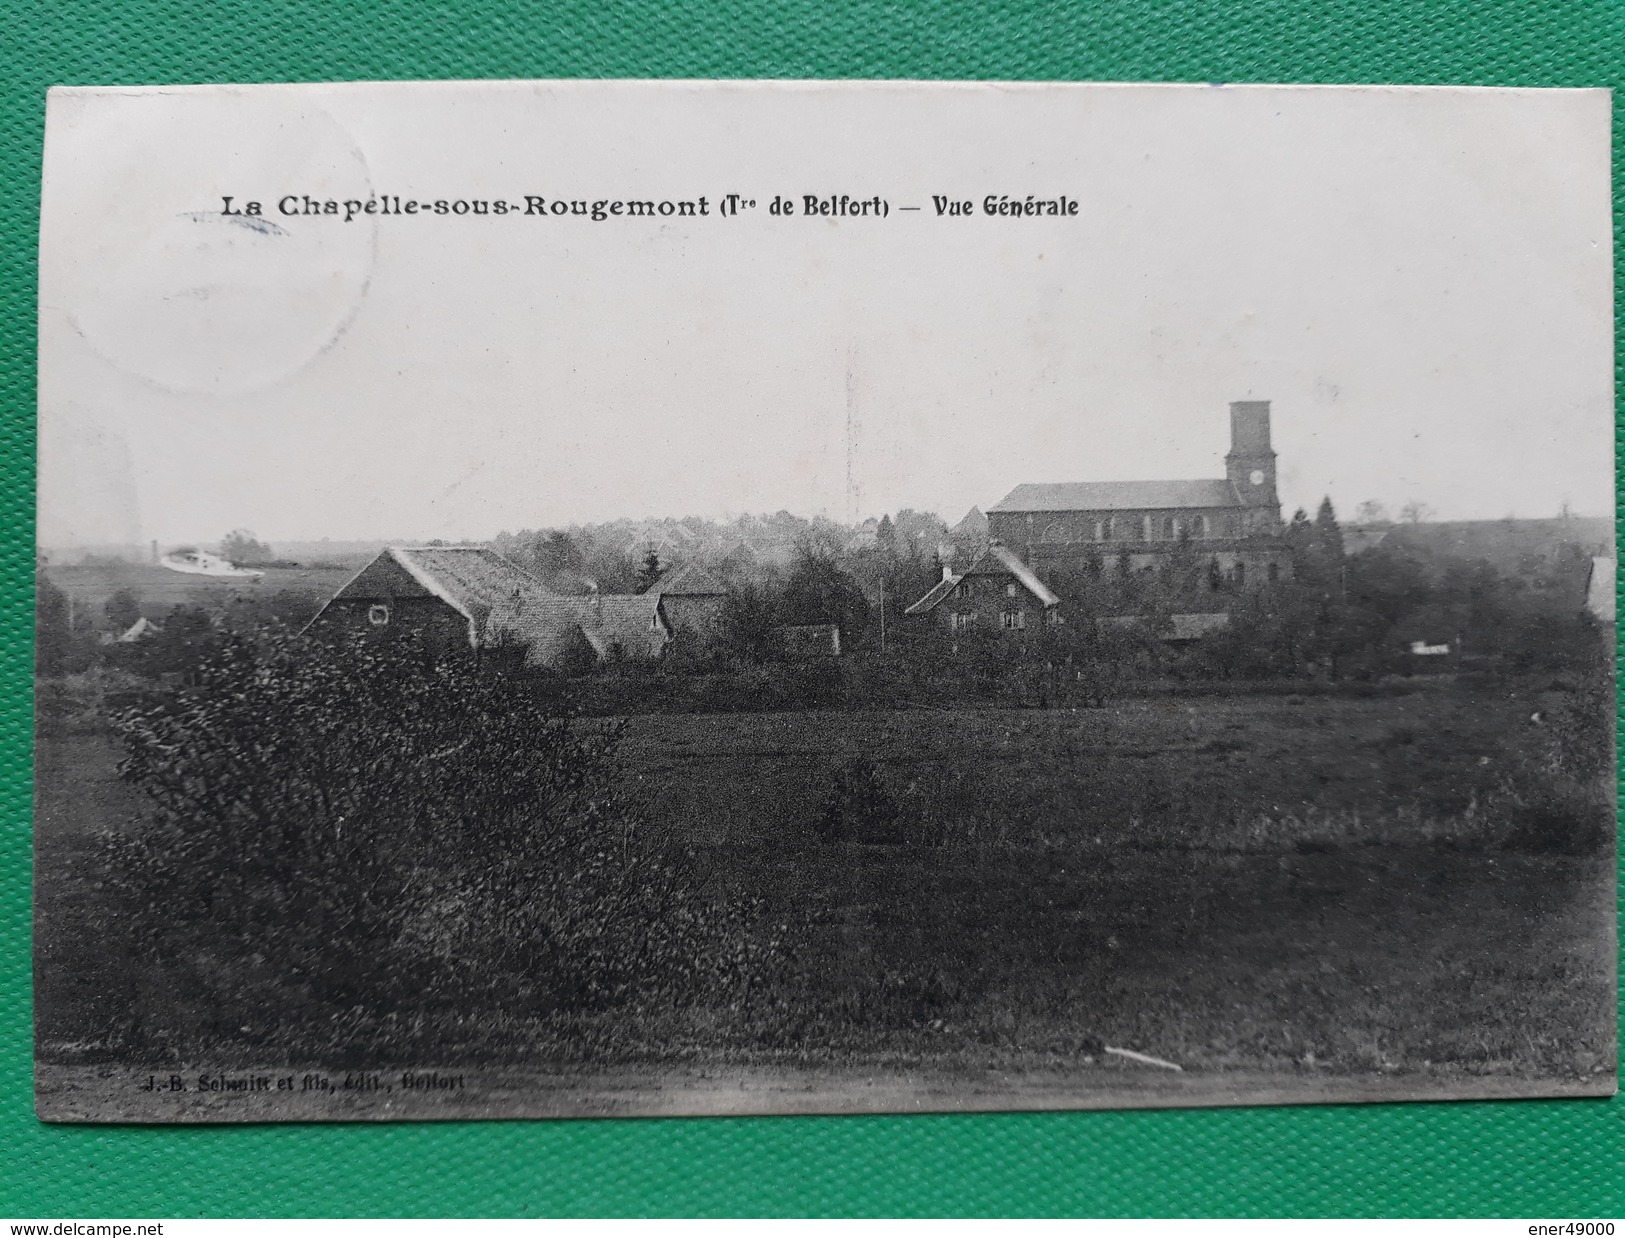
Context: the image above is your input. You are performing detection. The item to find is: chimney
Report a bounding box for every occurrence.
[1229,400,1272,455]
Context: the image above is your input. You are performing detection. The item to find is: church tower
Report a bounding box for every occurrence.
[1225,400,1280,532]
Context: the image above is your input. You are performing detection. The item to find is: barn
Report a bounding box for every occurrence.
[647,561,730,646]
[304,545,670,668]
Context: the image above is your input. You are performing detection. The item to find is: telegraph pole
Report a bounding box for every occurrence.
[879,576,886,654]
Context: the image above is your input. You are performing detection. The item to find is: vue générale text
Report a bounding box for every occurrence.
[219,193,1081,224]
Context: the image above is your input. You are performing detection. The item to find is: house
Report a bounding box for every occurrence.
[115,616,161,643]
[905,542,1062,637]
[304,545,669,669]
[1584,556,1614,623]
[777,623,842,659]
[647,561,730,643]
[986,400,1291,585]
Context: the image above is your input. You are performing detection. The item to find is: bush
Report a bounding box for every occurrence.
[105,626,777,1060]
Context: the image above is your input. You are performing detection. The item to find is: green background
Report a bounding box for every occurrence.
[4,0,1622,1217]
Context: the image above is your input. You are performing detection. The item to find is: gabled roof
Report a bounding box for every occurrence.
[389,545,551,616]
[989,479,1243,513]
[321,547,668,664]
[904,545,1061,613]
[904,574,962,615]
[489,592,668,664]
[965,543,1062,607]
[650,562,729,596]
[328,546,554,645]
[952,506,989,537]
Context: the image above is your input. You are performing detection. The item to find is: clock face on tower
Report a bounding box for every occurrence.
[1249,469,1265,486]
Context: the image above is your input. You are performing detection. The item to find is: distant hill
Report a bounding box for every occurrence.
[1368,516,1612,565]
[1357,516,1612,606]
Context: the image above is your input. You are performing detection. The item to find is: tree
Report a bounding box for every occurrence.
[876,514,896,551]
[716,582,784,663]
[780,546,872,645]
[36,569,81,676]
[1399,499,1435,525]
[137,605,222,676]
[636,549,663,592]
[104,587,142,633]
[1313,497,1344,559]
[220,529,273,565]
[1353,499,1390,526]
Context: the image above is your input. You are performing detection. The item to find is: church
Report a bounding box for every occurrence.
[906,400,1293,638]
[986,399,1293,586]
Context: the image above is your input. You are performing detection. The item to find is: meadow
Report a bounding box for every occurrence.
[43,561,350,617]
[35,673,1615,1097]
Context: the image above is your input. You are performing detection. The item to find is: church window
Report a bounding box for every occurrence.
[1267,562,1280,582]
[1045,609,1063,626]
[1000,609,1026,630]
[1005,583,1018,598]
[952,612,977,632]
[1198,515,1211,538]
[1142,515,1154,541]
[368,604,390,626]
[1043,522,1071,543]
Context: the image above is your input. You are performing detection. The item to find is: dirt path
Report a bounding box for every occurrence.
[36,1060,1613,1124]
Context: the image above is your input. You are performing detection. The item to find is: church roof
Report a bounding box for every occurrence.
[989,479,1243,513]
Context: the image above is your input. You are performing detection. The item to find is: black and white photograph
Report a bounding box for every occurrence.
[33,79,1616,1121]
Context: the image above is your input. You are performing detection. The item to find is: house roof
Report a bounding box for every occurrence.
[967,543,1062,607]
[489,592,668,664]
[325,546,553,645]
[904,574,963,615]
[906,545,1061,612]
[952,506,988,537]
[649,562,729,596]
[989,479,1243,513]
[324,547,665,664]
[388,546,552,624]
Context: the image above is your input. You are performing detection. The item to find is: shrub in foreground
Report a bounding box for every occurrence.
[105,627,775,1060]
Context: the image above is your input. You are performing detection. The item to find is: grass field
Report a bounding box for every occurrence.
[43,561,351,619]
[34,675,1617,1115]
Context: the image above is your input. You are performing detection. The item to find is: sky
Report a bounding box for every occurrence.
[38,80,1614,549]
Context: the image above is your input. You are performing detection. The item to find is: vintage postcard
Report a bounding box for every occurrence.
[35,80,1615,1122]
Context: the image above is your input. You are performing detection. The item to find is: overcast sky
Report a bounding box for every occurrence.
[39,80,1613,548]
